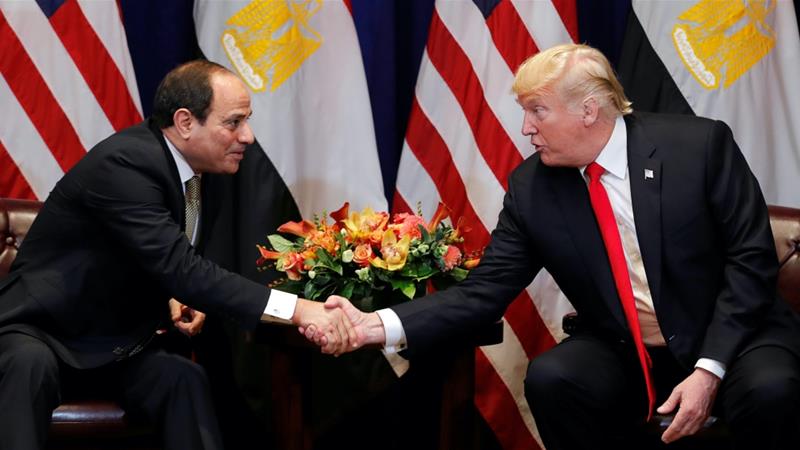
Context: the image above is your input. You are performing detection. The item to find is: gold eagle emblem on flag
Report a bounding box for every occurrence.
[221,0,323,92]
[672,0,775,90]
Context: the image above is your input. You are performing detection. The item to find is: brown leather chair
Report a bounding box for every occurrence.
[0,198,158,449]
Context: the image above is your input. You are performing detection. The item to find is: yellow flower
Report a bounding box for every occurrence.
[371,230,411,271]
[343,207,389,245]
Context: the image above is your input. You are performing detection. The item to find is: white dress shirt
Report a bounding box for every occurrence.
[164,135,297,321]
[378,116,725,379]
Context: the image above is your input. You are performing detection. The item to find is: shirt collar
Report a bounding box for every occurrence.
[163,134,197,186]
[580,115,627,180]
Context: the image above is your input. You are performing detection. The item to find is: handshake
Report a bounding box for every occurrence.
[293,296,388,356]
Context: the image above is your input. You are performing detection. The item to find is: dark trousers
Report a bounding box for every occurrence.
[524,334,800,450]
[0,332,223,450]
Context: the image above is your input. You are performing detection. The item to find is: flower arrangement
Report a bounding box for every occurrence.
[257,202,480,309]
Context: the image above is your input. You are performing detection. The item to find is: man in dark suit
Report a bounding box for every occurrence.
[0,60,354,450]
[324,44,800,449]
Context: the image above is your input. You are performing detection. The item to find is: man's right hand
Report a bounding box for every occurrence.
[305,295,386,354]
[292,298,357,355]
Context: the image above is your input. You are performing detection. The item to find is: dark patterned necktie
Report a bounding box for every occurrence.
[184,175,201,242]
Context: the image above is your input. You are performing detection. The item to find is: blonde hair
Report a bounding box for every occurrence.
[512,43,632,116]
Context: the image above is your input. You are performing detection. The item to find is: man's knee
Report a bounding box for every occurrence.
[524,354,573,403]
[149,352,211,390]
[725,349,800,422]
[0,335,59,389]
[741,369,800,416]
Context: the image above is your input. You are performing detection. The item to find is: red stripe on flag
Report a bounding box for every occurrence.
[485,0,539,73]
[504,293,557,360]
[391,190,414,215]
[404,98,489,249]
[0,10,85,173]
[551,0,579,43]
[426,11,522,191]
[49,0,142,131]
[474,350,543,450]
[0,140,36,200]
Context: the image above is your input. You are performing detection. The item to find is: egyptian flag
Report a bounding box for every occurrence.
[618,0,800,208]
[191,4,388,446]
[194,0,387,222]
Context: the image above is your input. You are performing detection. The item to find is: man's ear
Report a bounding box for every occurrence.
[582,97,600,127]
[173,108,193,139]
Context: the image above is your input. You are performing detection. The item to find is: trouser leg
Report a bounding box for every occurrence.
[524,335,645,450]
[117,349,224,450]
[719,346,800,450]
[0,332,60,450]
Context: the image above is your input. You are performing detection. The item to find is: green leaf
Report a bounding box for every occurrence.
[304,274,334,300]
[390,279,416,299]
[419,225,431,243]
[267,234,296,253]
[399,261,437,281]
[334,231,348,250]
[339,280,355,299]
[314,248,343,275]
[449,267,469,282]
[304,280,321,300]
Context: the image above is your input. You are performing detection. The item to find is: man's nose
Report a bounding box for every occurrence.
[239,122,255,144]
[521,119,538,136]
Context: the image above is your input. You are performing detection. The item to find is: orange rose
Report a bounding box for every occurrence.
[352,243,374,267]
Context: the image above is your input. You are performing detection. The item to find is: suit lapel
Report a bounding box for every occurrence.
[625,115,663,310]
[147,119,186,229]
[550,167,628,328]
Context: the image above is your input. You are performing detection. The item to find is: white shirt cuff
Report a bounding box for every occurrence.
[376,308,407,353]
[262,290,298,322]
[695,358,726,380]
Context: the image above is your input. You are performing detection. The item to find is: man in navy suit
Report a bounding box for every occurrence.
[326,44,800,449]
[0,60,354,450]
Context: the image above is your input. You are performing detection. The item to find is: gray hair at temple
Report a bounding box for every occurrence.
[512,43,633,118]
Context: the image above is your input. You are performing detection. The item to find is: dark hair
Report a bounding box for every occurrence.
[151,60,230,129]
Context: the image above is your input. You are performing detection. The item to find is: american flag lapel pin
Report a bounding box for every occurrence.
[644,169,654,180]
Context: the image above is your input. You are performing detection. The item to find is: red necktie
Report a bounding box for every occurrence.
[585,162,655,420]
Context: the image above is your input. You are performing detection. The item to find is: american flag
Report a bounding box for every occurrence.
[393,1,577,448]
[0,0,141,200]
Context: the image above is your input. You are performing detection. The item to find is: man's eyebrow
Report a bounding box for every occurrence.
[223,111,251,121]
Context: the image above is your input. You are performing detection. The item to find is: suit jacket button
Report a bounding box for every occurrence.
[113,346,125,356]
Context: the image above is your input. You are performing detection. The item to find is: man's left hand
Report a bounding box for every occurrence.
[657,367,721,443]
[169,298,206,337]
